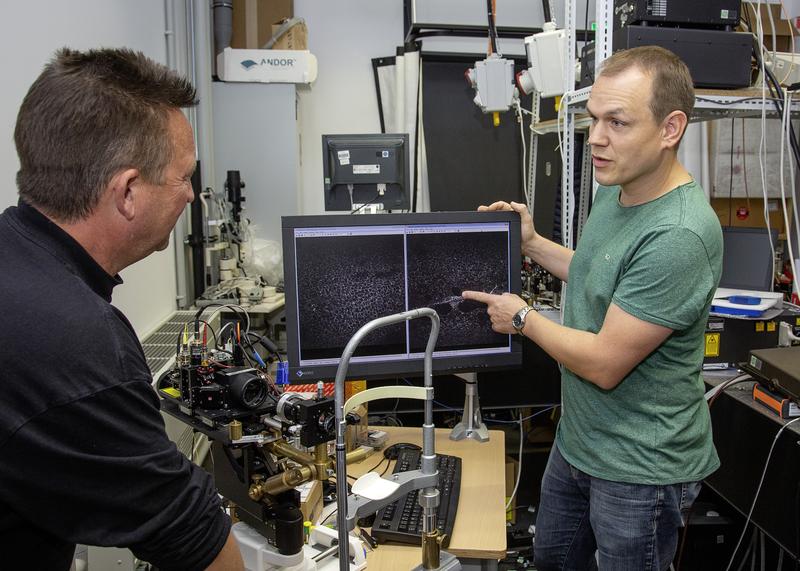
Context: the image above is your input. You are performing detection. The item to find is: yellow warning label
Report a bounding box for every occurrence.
[704,333,721,357]
[755,322,765,332]
[796,317,800,326]
[161,387,181,398]
[767,321,776,332]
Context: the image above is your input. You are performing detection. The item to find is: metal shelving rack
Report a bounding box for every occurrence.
[530,0,800,250]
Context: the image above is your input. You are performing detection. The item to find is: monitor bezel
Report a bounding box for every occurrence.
[322,133,410,211]
[281,211,523,382]
[719,226,778,292]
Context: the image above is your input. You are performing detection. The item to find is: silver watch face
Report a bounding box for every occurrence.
[512,308,526,330]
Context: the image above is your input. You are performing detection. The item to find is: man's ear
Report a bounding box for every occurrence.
[109,168,140,221]
[661,110,688,150]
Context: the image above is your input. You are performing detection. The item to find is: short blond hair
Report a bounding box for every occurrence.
[598,46,694,126]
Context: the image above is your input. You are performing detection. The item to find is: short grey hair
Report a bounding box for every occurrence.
[15,47,197,222]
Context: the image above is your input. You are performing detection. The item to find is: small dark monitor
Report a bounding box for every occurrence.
[322,133,409,211]
[281,211,523,382]
[719,226,778,291]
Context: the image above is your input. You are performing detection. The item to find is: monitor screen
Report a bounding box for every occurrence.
[281,212,523,382]
[322,134,409,211]
[719,226,778,291]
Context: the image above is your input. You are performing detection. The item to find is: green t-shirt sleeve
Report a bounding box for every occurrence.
[612,226,716,330]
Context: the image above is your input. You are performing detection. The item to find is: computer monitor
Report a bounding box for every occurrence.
[322,133,410,211]
[719,226,778,291]
[281,212,522,382]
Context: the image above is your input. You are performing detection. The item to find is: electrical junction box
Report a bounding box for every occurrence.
[217,47,318,84]
[769,52,800,87]
[522,23,567,98]
[466,54,517,113]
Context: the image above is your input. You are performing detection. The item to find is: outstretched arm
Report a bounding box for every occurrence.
[461,291,672,390]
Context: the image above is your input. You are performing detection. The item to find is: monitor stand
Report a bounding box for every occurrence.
[449,373,489,442]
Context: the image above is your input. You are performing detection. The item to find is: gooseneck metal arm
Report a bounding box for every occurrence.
[333,308,440,571]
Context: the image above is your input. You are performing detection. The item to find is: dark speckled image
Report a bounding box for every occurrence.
[406,230,509,352]
[295,234,406,360]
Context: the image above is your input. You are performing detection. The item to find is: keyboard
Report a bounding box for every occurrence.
[371,449,462,547]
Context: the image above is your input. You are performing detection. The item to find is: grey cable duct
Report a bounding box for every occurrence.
[212,1,233,55]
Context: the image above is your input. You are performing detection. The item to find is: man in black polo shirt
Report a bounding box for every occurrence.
[0,48,243,570]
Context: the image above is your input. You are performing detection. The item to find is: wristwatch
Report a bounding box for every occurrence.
[512,305,534,334]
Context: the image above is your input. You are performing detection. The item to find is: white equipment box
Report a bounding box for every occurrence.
[217,47,318,84]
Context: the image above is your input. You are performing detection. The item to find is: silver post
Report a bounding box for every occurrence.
[332,308,439,571]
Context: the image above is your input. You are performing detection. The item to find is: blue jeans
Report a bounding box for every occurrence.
[533,444,701,571]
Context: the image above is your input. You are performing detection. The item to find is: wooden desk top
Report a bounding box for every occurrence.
[346,426,507,569]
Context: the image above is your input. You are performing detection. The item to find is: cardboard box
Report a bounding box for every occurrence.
[505,456,518,524]
[711,197,793,237]
[271,19,308,50]
[231,0,293,50]
[742,2,795,51]
[297,480,323,523]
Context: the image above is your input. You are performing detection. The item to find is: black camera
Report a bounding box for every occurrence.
[157,359,275,428]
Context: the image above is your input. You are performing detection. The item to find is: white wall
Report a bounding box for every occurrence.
[1,1,180,337]
[291,1,582,214]
[212,82,298,246]
[294,1,405,215]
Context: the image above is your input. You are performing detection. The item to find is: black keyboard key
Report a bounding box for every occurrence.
[371,448,462,548]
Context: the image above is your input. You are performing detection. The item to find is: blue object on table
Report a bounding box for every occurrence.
[276,361,289,385]
[725,295,761,305]
[710,304,764,318]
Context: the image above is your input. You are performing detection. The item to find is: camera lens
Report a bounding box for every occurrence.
[229,373,267,409]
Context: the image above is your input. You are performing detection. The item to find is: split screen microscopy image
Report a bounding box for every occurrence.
[294,227,509,361]
[407,231,509,353]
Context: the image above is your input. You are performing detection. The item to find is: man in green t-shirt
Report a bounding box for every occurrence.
[463,46,722,570]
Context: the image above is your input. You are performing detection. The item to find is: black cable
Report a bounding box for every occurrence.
[246,331,284,363]
[729,117,735,227]
[766,75,800,178]
[198,319,219,348]
[237,334,259,368]
[766,66,800,160]
[542,0,552,24]
[695,96,784,106]
[320,509,337,526]
[584,0,590,42]
[175,324,185,357]
[193,305,253,363]
[193,302,250,332]
[752,39,800,168]
[173,319,219,358]
[195,303,257,365]
[363,456,389,475]
[486,0,498,54]
[350,192,382,214]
